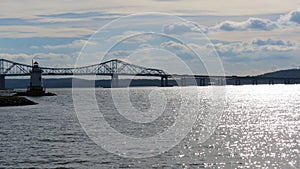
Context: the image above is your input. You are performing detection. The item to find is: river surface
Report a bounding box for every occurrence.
[0,85,299,168]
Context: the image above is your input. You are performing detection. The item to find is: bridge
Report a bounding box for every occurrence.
[0,58,169,89]
[0,58,299,89]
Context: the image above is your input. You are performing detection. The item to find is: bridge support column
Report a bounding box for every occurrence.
[0,75,5,90]
[284,79,290,84]
[217,78,224,85]
[253,79,258,85]
[165,76,168,87]
[199,78,205,86]
[161,76,168,87]
[111,74,119,88]
[181,77,186,86]
[221,78,226,85]
[234,78,241,85]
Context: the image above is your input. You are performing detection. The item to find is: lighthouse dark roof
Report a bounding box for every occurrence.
[33,61,39,67]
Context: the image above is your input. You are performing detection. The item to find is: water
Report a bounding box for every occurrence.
[0,85,299,168]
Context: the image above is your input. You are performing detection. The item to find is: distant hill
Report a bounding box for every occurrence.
[258,69,300,78]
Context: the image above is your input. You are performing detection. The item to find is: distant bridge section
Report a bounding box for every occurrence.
[1,58,300,89]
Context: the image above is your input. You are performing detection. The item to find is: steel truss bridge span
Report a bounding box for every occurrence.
[0,59,166,77]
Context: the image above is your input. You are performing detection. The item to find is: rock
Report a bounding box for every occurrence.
[0,96,37,107]
[14,91,56,97]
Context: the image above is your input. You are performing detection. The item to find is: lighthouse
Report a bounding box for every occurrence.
[28,61,45,95]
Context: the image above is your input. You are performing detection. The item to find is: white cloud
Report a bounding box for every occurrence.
[163,22,206,34]
[138,44,155,49]
[105,50,133,59]
[211,18,279,32]
[100,40,198,61]
[251,38,294,47]
[30,46,39,49]
[122,33,155,44]
[0,52,73,64]
[0,53,32,60]
[249,38,297,52]
[160,41,196,59]
[43,40,96,50]
[0,25,94,38]
[1,0,299,18]
[106,31,145,43]
[32,53,72,61]
[208,9,300,33]
[209,38,298,59]
[35,17,92,23]
[278,9,300,25]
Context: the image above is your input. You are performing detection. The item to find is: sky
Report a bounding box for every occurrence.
[0,0,300,75]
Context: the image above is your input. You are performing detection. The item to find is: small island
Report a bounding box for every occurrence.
[0,95,37,107]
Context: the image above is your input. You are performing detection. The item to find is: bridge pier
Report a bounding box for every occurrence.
[217,78,225,85]
[284,79,290,84]
[0,75,5,89]
[234,78,241,85]
[111,74,119,88]
[199,78,205,86]
[181,77,186,86]
[165,76,168,87]
[161,76,168,87]
[252,79,258,85]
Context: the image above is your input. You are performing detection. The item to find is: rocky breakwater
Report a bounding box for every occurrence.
[0,90,37,107]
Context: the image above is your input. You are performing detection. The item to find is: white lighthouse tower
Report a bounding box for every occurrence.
[28,61,45,95]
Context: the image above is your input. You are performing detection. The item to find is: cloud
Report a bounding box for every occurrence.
[249,38,297,52]
[0,52,73,63]
[207,38,298,62]
[0,25,93,38]
[30,46,40,49]
[212,18,279,32]
[35,17,92,24]
[122,33,155,44]
[105,50,133,59]
[251,38,294,47]
[43,40,96,50]
[0,53,32,61]
[278,9,300,25]
[1,0,300,19]
[37,12,119,19]
[35,11,122,23]
[163,22,206,34]
[208,9,300,33]
[162,10,300,34]
[160,41,196,59]
[103,40,197,60]
[32,53,72,61]
[106,31,145,43]
[138,44,155,49]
